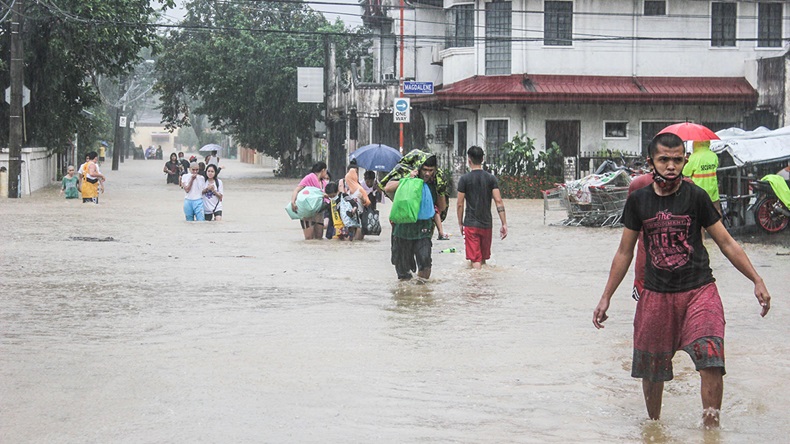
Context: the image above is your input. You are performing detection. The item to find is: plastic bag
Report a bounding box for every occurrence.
[417,183,435,220]
[339,196,361,228]
[389,177,423,224]
[361,209,382,235]
[285,186,324,220]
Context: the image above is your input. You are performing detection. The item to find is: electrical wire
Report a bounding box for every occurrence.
[0,0,16,24]
[25,0,790,47]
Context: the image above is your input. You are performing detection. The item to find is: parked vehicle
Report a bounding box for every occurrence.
[750,180,789,233]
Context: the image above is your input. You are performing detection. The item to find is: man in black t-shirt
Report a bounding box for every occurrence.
[456,146,508,269]
[593,132,771,429]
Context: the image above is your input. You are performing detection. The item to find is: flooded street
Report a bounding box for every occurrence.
[1,158,788,443]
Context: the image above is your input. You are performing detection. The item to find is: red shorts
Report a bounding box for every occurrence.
[632,282,725,382]
[463,226,492,263]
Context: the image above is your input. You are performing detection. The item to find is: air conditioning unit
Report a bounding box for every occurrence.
[431,44,444,65]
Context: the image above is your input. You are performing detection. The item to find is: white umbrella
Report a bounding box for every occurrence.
[199,143,222,152]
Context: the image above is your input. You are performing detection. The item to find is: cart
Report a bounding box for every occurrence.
[543,172,632,227]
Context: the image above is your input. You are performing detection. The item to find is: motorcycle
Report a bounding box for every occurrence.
[750,179,790,233]
[594,149,641,176]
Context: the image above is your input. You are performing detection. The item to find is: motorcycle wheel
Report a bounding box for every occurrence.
[754,197,789,233]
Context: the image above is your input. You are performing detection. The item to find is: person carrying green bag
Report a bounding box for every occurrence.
[383,154,440,281]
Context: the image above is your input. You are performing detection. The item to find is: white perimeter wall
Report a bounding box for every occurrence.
[0,147,56,197]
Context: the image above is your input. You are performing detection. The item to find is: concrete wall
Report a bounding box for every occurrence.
[432,0,789,86]
[238,147,278,170]
[0,147,56,197]
[439,101,748,155]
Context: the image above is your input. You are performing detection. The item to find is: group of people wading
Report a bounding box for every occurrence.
[293,132,772,430]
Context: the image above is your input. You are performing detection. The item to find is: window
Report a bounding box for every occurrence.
[544,1,573,46]
[758,3,783,48]
[644,1,666,16]
[447,4,474,48]
[485,119,509,162]
[640,121,675,157]
[485,1,511,75]
[456,121,468,157]
[711,2,736,47]
[604,122,628,139]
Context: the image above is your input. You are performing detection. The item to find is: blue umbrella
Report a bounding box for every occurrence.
[349,144,402,172]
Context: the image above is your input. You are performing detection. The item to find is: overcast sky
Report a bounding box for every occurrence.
[158,1,363,28]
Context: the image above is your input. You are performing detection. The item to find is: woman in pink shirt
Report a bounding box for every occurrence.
[291,161,329,239]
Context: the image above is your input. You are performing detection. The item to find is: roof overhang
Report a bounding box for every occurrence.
[413,74,758,106]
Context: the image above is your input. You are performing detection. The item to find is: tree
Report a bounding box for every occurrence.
[155,1,368,177]
[0,0,174,152]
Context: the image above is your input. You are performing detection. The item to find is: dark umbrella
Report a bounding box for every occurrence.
[657,122,720,142]
[348,144,402,172]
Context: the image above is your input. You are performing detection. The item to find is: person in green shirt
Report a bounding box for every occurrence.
[384,154,440,280]
[683,140,721,214]
[60,165,80,199]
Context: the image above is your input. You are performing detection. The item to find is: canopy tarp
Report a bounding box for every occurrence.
[711,126,790,166]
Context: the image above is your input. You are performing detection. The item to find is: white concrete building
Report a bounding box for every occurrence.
[329,0,788,178]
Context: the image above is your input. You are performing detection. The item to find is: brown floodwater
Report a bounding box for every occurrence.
[1,158,788,443]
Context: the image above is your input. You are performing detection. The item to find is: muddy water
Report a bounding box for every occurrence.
[1,158,788,443]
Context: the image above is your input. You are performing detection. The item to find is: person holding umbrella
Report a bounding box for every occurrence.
[680,134,722,215]
[655,124,721,216]
[200,144,222,174]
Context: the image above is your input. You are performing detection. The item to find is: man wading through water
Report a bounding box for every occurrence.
[592,132,771,428]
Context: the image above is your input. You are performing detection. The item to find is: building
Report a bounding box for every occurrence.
[131,109,186,155]
[329,0,788,178]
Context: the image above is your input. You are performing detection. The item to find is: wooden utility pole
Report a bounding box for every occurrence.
[7,0,24,198]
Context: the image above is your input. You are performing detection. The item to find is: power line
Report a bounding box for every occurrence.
[27,0,790,46]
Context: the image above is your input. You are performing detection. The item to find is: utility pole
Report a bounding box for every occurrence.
[111,78,127,171]
[398,0,405,153]
[7,0,24,198]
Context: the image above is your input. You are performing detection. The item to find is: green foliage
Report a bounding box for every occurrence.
[0,0,173,151]
[495,133,538,176]
[156,1,370,177]
[489,134,564,199]
[538,142,564,178]
[497,175,558,199]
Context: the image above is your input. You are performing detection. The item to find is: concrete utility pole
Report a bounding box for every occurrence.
[112,78,127,171]
[7,0,24,198]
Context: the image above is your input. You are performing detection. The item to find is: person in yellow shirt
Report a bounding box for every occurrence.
[683,140,721,214]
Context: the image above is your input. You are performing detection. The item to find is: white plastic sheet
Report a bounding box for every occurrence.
[711,126,790,166]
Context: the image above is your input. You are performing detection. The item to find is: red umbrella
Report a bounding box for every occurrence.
[657,122,720,141]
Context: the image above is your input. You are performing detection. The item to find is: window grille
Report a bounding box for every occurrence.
[544,1,573,46]
[485,1,511,75]
[711,2,736,47]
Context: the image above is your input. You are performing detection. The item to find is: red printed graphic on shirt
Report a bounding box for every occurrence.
[644,211,693,271]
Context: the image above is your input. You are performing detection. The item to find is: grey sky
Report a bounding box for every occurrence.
[157,1,363,27]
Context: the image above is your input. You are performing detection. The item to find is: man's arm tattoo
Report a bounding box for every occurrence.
[497,206,505,213]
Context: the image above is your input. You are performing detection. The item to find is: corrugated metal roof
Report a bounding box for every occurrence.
[419,74,757,105]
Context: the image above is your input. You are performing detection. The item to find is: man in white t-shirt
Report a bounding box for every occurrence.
[181,162,207,221]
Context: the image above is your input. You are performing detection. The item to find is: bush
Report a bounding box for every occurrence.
[498,175,561,199]
[487,134,565,199]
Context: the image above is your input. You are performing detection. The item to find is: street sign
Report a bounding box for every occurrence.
[119,116,127,127]
[4,85,30,106]
[297,67,324,103]
[393,98,410,123]
[403,81,433,95]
